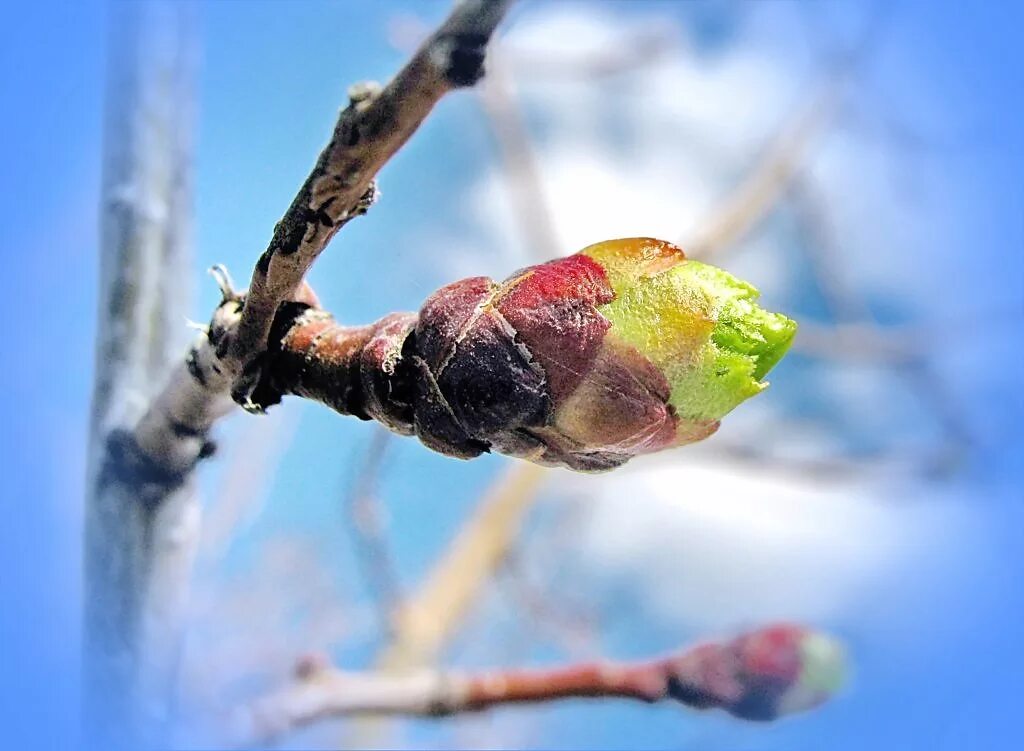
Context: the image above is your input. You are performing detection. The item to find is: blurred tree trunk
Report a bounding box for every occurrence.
[84,1,198,745]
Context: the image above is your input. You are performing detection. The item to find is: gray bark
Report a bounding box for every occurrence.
[84,1,198,745]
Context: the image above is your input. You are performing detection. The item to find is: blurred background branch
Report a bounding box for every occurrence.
[346,463,546,747]
[83,1,198,745]
[684,76,844,262]
[476,54,562,261]
[344,428,403,637]
[235,624,842,747]
[377,464,546,672]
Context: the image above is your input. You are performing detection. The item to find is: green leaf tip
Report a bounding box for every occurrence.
[584,239,797,426]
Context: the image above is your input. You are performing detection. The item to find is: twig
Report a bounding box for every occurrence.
[389,14,678,80]
[683,1,891,260]
[504,27,677,79]
[496,550,599,658]
[789,179,873,322]
[789,176,974,471]
[793,310,1021,364]
[793,320,919,365]
[228,0,515,409]
[131,0,516,477]
[345,463,546,747]
[232,624,844,746]
[199,407,299,562]
[698,434,895,481]
[382,463,546,670]
[683,77,843,260]
[344,427,403,636]
[477,51,562,261]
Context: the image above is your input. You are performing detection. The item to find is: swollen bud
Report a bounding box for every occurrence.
[265,238,797,472]
[426,237,796,470]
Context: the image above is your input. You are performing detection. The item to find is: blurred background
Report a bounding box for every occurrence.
[3,0,1023,748]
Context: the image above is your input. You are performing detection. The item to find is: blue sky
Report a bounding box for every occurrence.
[2,1,1022,749]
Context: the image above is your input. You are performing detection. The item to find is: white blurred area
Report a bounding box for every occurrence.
[556,456,978,635]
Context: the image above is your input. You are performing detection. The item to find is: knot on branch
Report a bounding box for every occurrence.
[432,32,490,86]
[100,428,212,503]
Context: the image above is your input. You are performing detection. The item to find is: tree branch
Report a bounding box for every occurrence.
[84,2,199,744]
[681,4,891,261]
[227,0,516,409]
[476,51,562,261]
[231,624,845,746]
[132,0,516,477]
[343,427,403,637]
[788,176,974,473]
[384,464,546,670]
[343,462,545,746]
[683,76,842,260]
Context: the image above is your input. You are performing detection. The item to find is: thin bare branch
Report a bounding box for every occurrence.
[233,624,844,746]
[389,14,678,80]
[683,78,843,260]
[227,0,517,410]
[793,320,919,365]
[344,427,403,636]
[503,26,677,79]
[496,550,599,658]
[683,2,891,260]
[789,176,974,471]
[131,0,516,477]
[477,52,562,261]
[381,463,546,671]
[199,407,299,562]
[343,463,545,747]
